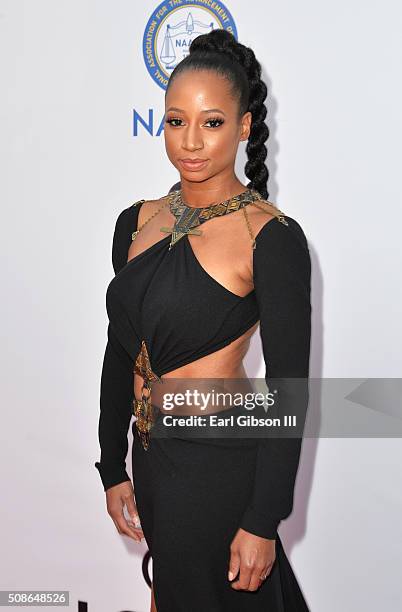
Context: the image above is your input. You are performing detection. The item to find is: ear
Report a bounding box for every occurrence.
[239,111,252,142]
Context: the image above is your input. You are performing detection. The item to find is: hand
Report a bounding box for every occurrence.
[105,481,144,543]
[228,527,276,591]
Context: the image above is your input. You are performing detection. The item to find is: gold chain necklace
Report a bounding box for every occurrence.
[131,188,288,248]
[131,196,170,242]
[161,187,262,249]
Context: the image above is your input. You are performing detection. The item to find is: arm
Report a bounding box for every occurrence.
[94,323,134,490]
[239,217,312,539]
[94,207,136,491]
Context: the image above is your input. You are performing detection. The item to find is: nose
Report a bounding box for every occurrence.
[182,122,204,152]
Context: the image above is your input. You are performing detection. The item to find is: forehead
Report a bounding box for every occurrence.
[165,70,235,110]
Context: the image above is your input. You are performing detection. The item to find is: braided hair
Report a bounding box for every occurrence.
[165,30,269,199]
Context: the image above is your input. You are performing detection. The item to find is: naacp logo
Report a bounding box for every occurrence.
[143,0,238,91]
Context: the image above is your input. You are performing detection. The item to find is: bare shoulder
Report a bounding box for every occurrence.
[136,195,171,224]
[141,196,168,208]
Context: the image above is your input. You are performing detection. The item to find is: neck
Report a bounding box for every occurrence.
[179,178,249,208]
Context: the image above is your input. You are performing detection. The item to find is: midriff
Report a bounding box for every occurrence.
[133,321,259,416]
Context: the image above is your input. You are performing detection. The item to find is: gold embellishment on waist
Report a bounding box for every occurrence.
[133,340,162,450]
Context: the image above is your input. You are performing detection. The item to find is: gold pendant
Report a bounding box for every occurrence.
[159,226,202,235]
[160,226,202,249]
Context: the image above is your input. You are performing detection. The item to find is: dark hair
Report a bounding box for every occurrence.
[165,30,269,199]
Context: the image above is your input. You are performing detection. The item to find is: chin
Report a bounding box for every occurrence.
[179,173,211,184]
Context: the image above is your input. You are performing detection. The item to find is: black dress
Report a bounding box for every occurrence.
[95,195,312,611]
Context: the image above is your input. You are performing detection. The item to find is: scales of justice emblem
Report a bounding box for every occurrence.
[159,12,215,72]
[143,1,237,90]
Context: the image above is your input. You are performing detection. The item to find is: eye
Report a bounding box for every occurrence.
[165,116,225,128]
[165,117,183,127]
[205,117,225,128]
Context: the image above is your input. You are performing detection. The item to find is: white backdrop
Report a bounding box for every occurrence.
[1,1,401,611]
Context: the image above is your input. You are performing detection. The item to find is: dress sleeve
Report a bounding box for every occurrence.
[94,207,136,491]
[239,216,312,539]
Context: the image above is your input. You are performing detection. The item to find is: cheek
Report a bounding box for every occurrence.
[208,131,237,160]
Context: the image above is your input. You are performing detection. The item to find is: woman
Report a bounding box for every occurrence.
[95,30,311,611]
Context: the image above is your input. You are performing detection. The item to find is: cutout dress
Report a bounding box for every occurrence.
[95,194,312,611]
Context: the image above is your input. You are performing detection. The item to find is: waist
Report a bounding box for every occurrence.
[139,375,257,416]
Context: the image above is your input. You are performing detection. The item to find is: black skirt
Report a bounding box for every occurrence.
[132,404,310,612]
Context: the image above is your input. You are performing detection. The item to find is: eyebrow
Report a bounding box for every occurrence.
[166,107,226,116]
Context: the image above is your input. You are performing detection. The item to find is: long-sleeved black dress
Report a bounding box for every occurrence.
[95,193,312,611]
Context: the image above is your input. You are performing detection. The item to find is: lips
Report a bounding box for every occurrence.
[181,158,207,162]
[179,158,209,171]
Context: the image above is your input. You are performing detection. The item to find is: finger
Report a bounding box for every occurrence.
[248,564,268,592]
[228,549,240,582]
[127,523,145,538]
[120,488,143,531]
[122,488,135,511]
[231,562,252,591]
[111,505,143,542]
[132,526,145,540]
[262,564,273,580]
[125,495,142,527]
[114,516,142,541]
[125,508,142,529]
[257,563,274,588]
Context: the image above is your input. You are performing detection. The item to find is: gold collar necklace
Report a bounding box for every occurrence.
[160,187,264,250]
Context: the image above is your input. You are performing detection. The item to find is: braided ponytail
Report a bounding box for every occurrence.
[166,30,270,199]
